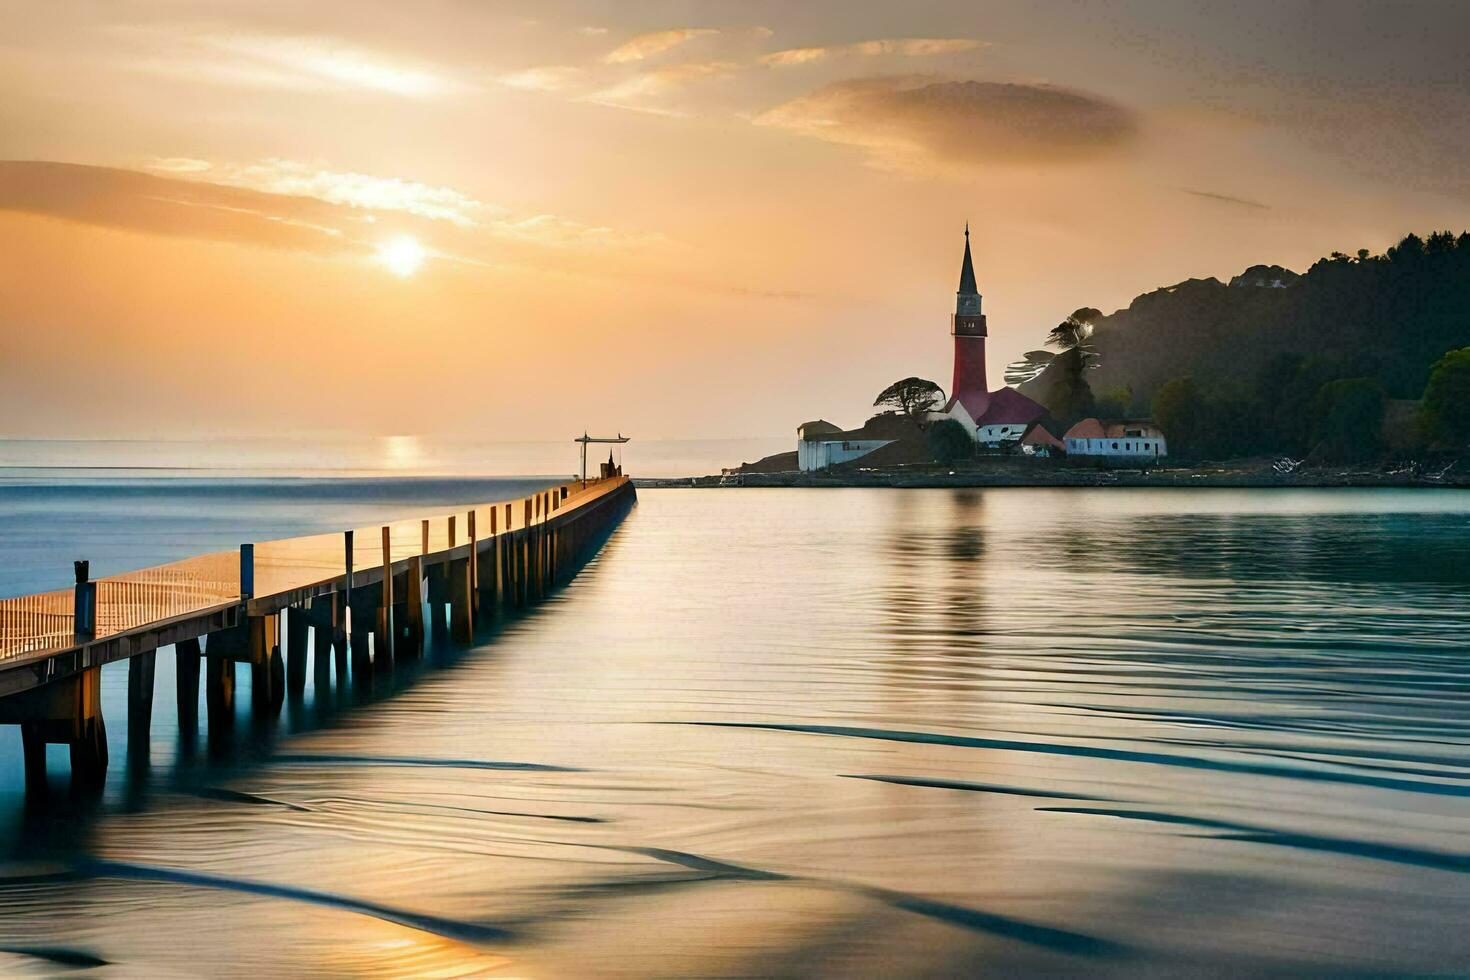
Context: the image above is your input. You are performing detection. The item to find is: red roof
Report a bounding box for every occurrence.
[974,387,1048,427]
[1064,418,1105,440]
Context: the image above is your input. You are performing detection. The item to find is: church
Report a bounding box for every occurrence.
[792,227,1060,472]
[931,225,1061,451]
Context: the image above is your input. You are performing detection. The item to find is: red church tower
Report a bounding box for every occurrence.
[950,224,990,420]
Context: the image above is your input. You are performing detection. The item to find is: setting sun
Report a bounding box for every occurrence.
[376,235,426,277]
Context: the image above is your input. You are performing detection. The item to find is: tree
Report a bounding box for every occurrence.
[1421,346,1470,447]
[1152,377,1204,456]
[927,419,974,465]
[1311,378,1386,461]
[1094,384,1133,419]
[1047,307,1102,352]
[874,377,945,421]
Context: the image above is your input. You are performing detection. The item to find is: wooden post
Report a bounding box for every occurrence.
[467,510,478,610]
[522,500,532,605]
[73,560,96,641]
[308,595,335,688]
[70,667,107,787]
[349,584,375,677]
[20,723,46,793]
[449,557,473,642]
[176,637,202,734]
[402,555,424,655]
[376,526,395,671]
[426,562,448,638]
[239,544,255,599]
[205,655,234,747]
[127,650,156,764]
[341,530,354,655]
[286,607,309,695]
[484,507,500,608]
[421,518,430,556]
[326,593,346,680]
[248,614,282,714]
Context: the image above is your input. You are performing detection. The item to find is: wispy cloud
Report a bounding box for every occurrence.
[760,37,982,67]
[1182,188,1271,210]
[0,161,358,255]
[0,159,660,267]
[149,158,488,226]
[584,62,738,115]
[121,29,468,97]
[602,28,718,64]
[489,214,666,249]
[495,65,582,92]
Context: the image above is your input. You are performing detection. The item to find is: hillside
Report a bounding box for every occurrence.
[1020,232,1470,419]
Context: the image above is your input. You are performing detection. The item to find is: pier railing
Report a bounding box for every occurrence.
[0,475,626,662]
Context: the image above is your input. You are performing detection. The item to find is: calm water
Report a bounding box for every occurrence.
[0,483,1467,976]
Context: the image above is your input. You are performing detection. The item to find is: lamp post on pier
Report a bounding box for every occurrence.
[574,432,630,485]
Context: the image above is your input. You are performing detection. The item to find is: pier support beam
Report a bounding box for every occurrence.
[426,564,449,639]
[2,666,108,791]
[205,655,234,749]
[176,637,201,735]
[374,526,395,673]
[285,607,309,695]
[127,650,156,764]
[449,556,474,643]
[308,595,335,688]
[248,614,283,714]
[401,557,424,656]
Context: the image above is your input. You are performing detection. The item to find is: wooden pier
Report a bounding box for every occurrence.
[0,475,635,789]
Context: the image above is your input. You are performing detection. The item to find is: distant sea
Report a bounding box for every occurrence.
[0,434,786,480]
[0,435,784,597]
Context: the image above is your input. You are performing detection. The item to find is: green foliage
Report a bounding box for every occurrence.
[1152,378,1203,455]
[1038,230,1470,422]
[1094,384,1133,419]
[875,377,945,421]
[1153,377,1267,459]
[1311,378,1387,462]
[1029,347,1096,428]
[1421,346,1470,447]
[927,419,974,465]
[1022,230,1470,462]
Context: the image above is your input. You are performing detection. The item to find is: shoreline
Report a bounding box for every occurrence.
[636,462,1468,490]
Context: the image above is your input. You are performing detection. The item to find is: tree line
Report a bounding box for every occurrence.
[1020,231,1470,461]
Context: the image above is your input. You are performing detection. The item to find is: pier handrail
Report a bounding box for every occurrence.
[0,475,629,662]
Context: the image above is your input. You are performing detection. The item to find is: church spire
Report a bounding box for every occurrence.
[958,222,978,296]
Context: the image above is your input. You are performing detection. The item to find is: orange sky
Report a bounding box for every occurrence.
[2,1,1468,440]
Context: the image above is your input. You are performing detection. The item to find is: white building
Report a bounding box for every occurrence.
[1064,418,1168,462]
[796,419,895,472]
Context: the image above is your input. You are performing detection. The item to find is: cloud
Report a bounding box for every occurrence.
[760,37,981,67]
[496,65,582,92]
[0,160,656,261]
[148,158,489,226]
[584,61,738,115]
[754,76,1137,170]
[602,28,718,64]
[125,31,469,97]
[0,160,357,254]
[1181,188,1270,210]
